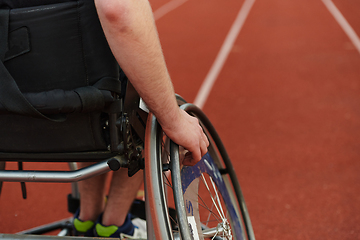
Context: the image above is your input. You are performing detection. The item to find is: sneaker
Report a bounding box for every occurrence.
[95,213,147,239]
[72,208,95,237]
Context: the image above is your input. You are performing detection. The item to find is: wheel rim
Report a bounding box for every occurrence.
[180,153,244,240]
[145,99,253,240]
[167,129,246,239]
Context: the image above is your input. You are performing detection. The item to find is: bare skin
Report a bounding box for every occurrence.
[78,0,209,227]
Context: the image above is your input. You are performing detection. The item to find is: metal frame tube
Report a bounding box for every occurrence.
[16,218,73,235]
[0,156,127,183]
[0,234,100,240]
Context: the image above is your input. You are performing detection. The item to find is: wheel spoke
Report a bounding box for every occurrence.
[163,172,172,188]
[210,176,226,220]
[198,192,222,224]
[201,173,225,220]
[206,196,216,227]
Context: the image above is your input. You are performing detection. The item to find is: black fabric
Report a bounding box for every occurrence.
[0,88,115,115]
[94,77,122,95]
[0,9,64,121]
[0,0,74,9]
[0,113,107,153]
[0,60,67,121]
[3,1,119,92]
[0,0,121,153]
[0,8,8,61]
[74,87,105,113]
[4,27,31,61]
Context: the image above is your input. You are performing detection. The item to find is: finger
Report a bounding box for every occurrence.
[198,125,209,147]
[202,132,209,148]
[183,152,195,166]
[191,147,202,163]
[200,138,208,158]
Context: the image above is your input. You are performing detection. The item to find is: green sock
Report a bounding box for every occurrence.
[73,218,94,233]
[95,224,118,237]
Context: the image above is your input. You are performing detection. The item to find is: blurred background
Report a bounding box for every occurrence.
[1,0,360,239]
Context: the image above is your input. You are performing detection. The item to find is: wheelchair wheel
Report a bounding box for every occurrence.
[145,98,255,240]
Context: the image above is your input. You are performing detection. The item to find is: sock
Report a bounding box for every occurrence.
[95,214,135,237]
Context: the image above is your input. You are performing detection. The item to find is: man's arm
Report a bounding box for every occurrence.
[94,0,209,162]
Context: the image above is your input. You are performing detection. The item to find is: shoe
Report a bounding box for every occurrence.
[72,208,95,237]
[95,213,147,239]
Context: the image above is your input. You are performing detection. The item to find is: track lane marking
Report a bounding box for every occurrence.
[194,0,256,109]
[322,0,360,54]
[153,0,189,20]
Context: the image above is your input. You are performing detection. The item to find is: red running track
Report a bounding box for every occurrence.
[1,0,360,239]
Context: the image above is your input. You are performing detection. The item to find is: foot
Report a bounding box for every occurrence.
[72,208,95,237]
[95,213,147,239]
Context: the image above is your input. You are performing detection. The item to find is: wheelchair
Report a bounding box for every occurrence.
[0,83,255,240]
[0,2,255,239]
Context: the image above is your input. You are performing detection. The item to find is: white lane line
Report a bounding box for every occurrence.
[194,0,256,109]
[153,0,189,20]
[322,0,360,54]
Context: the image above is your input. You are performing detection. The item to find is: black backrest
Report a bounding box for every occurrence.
[0,1,123,153]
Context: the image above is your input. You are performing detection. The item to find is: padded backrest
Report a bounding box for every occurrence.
[0,0,122,153]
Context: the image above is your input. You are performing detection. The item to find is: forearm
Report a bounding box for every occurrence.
[95,0,209,161]
[94,0,180,128]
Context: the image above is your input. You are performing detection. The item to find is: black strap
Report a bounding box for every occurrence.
[94,77,122,94]
[74,86,105,113]
[0,9,64,122]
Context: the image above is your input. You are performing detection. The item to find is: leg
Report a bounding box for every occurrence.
[102,168,143,226]
[77,162,108,222]
[77,163,143,226]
